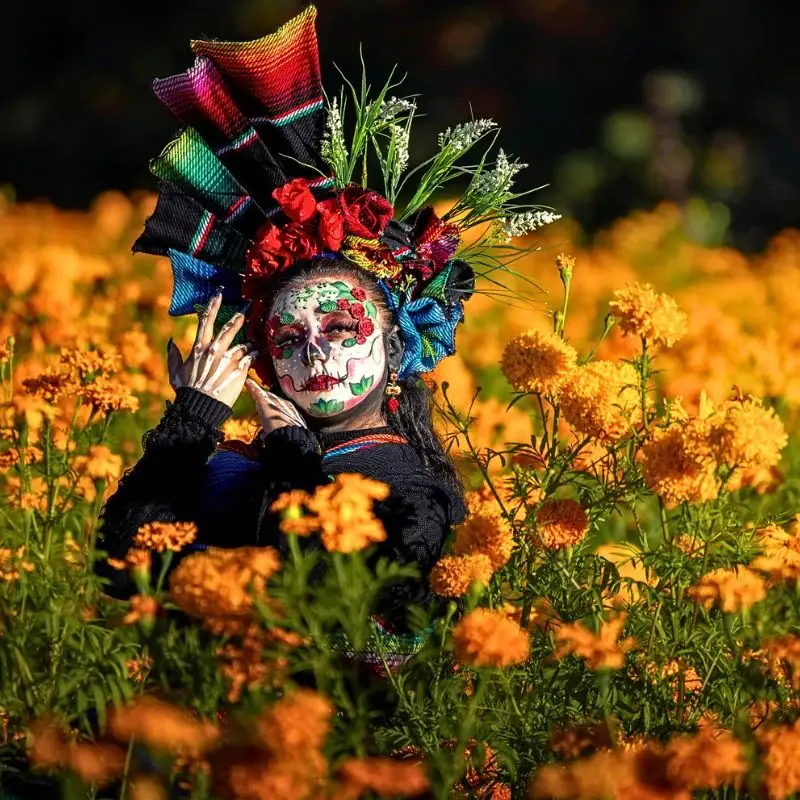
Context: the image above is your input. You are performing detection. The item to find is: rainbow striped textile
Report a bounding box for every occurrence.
[322,433,408,461]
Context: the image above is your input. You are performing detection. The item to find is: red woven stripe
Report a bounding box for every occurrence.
[191,6,322,119]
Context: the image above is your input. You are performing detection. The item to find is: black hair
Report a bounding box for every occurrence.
[257,256,464,503]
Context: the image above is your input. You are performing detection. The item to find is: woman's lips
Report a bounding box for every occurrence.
[299,374,344,392]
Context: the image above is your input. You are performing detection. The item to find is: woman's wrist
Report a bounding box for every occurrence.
[172,387,233,428]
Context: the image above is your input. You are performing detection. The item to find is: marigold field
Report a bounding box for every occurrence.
[2,191,800,799]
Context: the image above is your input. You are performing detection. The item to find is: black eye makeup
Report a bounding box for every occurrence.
[320,313,359,335]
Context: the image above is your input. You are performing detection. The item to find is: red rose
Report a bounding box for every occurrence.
[350,303,365,319]
[338,186,394,238]
[316,198,345,251]
[358,318,375,337]
[337,299,351,310]
[272,178,317,222]
[351,287,367,301]
[355,334,366,345]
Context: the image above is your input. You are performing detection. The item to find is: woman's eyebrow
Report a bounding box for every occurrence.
[273,322,305,336]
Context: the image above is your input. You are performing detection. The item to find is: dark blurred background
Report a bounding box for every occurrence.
[2,0,798,250]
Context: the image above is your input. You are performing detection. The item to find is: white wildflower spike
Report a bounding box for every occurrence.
[320,97,348,166]
[378,97,417,122]
[469,149,529,200]
[500,210,562,242]
[438,119,497,153]
[391,124,410,176]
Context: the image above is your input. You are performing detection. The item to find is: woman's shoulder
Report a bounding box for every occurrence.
[324,437,466,524]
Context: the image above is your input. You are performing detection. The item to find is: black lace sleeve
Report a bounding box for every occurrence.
[94,387,231,598]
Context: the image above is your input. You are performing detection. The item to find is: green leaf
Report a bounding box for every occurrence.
[365,301,378,319]
[279,311,296,324]
[310,398,345,415]
[319,301,337,313]
[342,337,357,348]
[349,375,374,396]
[331,280,351,292]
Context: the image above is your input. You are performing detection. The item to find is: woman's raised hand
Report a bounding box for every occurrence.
[167,292,256,409]
[244,378,308,433]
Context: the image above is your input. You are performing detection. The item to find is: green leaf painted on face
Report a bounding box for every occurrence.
[342,337,357,348]
[281,347,293,359]
[319,301,337,313]
[365,301,377,319]
[349,375,375,396]
[279,312,295,324]
[331,280,352,293]
[310,398,345,415]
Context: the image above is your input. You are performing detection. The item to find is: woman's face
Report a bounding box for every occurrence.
[266,277,386,418]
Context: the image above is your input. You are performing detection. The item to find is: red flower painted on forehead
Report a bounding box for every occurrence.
[350,303,365,320]
[351,287,367,301]
[337,299,351,311]
[358,318,375,337]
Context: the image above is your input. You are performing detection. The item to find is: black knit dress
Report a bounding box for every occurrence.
[95,387,465,627]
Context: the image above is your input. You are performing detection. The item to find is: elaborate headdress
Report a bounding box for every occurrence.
[134,6,559,383]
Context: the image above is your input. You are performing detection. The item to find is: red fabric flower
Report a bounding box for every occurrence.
[350,303,365,319]
[247,221,319,278]
[316,198,345,251]
[351,287,367,301]
[337,299,351,310]
[272,178,317,223]
[338,186,394,238]
[358,318,375,337]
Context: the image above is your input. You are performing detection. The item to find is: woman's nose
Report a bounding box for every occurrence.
[302,338,328,367]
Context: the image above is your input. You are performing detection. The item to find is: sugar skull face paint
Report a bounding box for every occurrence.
[267,279,386,418]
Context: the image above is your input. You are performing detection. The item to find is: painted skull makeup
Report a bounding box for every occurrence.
[267,280,386,418]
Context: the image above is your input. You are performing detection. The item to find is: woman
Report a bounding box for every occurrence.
[95,5,553,629]
[97,256,467,629]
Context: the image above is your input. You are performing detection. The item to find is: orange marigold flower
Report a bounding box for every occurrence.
[273,474,389,553]
[73,445,123,481]
[430,553,494,597]
[758,718,800,800]
[452,489,514,570]
[128,774,167,800]
[79,378,139,414]
[560,360,641,443]
[110,697,218,758]
[762,636,800,689]
[256,689,333,756]
[500,330,577,396]
[549,723,611,760]
[217,632,290,703]
[708,397,787,471]
[60,346,120,381]
[337,756,429,797]
[639,421,719,507]
[686,567,766,613]
[645,659,703,702]
[750,519,800,582]
[664,726,747,790]
[134,521,197,552]
[22,369,75,404]
[554,615,636,670]
[0,545,35,582]
[536,499,589,550]
[221,417,258,443]
[452,608,529,668]
[169,546,281,619]
[28,719,125,787]
[609,282,688,348]
[5,475,49,513]
[122,595,159,626]
[530,742,692,800]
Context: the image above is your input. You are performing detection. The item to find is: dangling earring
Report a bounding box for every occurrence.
[385,372,402,414]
